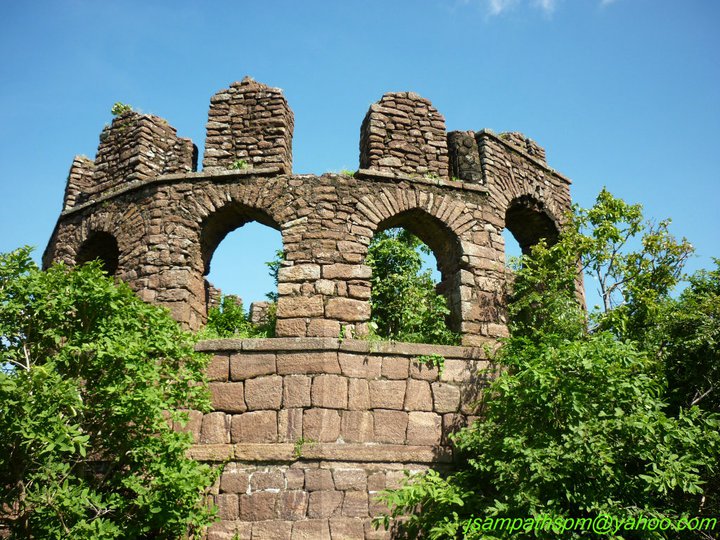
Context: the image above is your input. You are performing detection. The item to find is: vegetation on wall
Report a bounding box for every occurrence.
[0,248,216,539]
[377,189,720,539]
[367,228,460,345]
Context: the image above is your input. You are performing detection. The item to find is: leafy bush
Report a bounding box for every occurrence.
[377,190,720,539]
[0,248,216,539]
[367,228,459,345]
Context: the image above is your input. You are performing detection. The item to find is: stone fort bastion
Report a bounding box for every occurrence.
[43,77,571,539]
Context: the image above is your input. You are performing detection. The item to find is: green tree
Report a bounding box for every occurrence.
[367,228,459,345]
[0,248,216,539]
[377,190,720,539]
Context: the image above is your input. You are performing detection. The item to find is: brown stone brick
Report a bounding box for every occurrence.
[325,297,371,322]
[209,382,246,413]
[339,354,382,378]
[200,412,229,444]
[303,408,341,442]
[278,263,321,282]
[369,380,406,410]
[381,357,409,379]
[215,493,239,520]
[283,376,311,407]
[251,470,284,491]
[244,375,283,410]
[286,469,305,489]
[220,467,249,493]
[305,469,335,491]
[307,318,341,337]
[340,411,374,443]
[403,379,433,411]
[278,408,303,442]
[207,520,245,540]
[322,263,372,280]
[373,410,408,444]
[432,382,461,413]
[239,491,278,521]
[207,354,229,381]
[231,411,277,443]
[329,518,365,540]
[291,519,331,540]
[277,296,324,318]
[230,353,276,380]
[174,409,203,442]
[347,379,370,410]
[251,521,292,540]
[406,412,442,445]
[311,374,348,409]
[277,491,308,520]
[333,469,367,491]
[277,352,341,375]
[409,360,440,380]
[307,490,344,518]
[341,491,368,518]
[364,517,391,539]
[275,318,307,337]
[367,472,386,492]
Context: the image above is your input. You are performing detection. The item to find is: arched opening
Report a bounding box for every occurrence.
[199,202,283,337]
[504,196,559,257]
[76,231,119,275]
[369,209,462,344]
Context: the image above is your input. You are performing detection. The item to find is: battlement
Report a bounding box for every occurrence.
[44,77,575,539]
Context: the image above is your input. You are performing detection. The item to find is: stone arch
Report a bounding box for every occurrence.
[197,200,283,320]
[372,207,463,333]
[76,231,120,275]
[504,195,560,255]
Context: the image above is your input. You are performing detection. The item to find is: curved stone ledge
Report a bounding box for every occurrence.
[195,337,491,360]
[188,443,453,464]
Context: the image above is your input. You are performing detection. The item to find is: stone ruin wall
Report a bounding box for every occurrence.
[43,77,572,539]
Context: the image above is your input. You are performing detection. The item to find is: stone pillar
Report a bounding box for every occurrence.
[203,77,294,174]
[62,155,95,210]
[93,111,196,195]
[447,131,484,184]
[359,92,449,179]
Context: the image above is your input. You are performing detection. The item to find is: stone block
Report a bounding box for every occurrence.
[239,491,278,521]
[200,412,228,444]
[303,408,341,442]
[409,360,440,381]
[340,410,374,443]
[329,518,365,540]
[373,410,408,444]
[286,469,305,490]
[333,469,367,491]
[278,408,303,442]
[277,296,324,318]
[325,297,371,322]
[251,521,292,540]
[432,382,461,413]
[278,264,321,282]
[305,469,335,491]
[215,493,239,520]
[207,521,247,540]
[307,318,341,337]
[406,412,442,445]
[307,490,344,518]
[283,375,312,407]
[277,352,341,375]
[220,466,250,494]
[347,379,370,410]
[231,411,277,443]
[207,354,229,381]
[174,409,203,442]
[311,374,348,409]
[339,354,381,378]
[251,470,284,491]
[369,380,406,410]
[381,357,409,379]
[341,491,368,518]
[291,519,331,540]
[244,375,283,410]
[230,353,276,380]
[275,318,307,337]
[322,263,372,279]
[277,491,308,520]
[403,379,432,411]
[209,382,246,413]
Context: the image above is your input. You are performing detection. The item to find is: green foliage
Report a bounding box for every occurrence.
[0,247,216,539]
[110,102,133,116]
[228,159,249,170]
[367,228,460,345]
[415,354,445,375]
[378,190,720,539]
[339,169,356,177]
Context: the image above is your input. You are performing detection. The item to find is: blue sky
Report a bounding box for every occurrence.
[1,0,718,309]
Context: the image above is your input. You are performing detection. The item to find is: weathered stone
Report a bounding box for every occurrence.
[244,375,283,410]
[325,297,371,322]
[207,354,230,381]
[369,380,406,410]
[303,408,341,442]
[230,353,276,380]
[239,491,278,521]
[340,410,374,443]
[333,469,367,491]
[347,379,370,410]
[305,469,335,491]
[283,375,312,407]
[291,519,331,540]
[277,491,308,520]
[200,412,228,444]
[403,379,432,411]
[311,374,348,409]
[341,491,368,518]
[231,411,277,443]
[215,493,239,520]
[381,357,409,379]
[277,352,341,375]
[406,411,442,445]
[373,410,408,444]
[432,382,461,413]
[209,382,246,413]
[251,521,292,540]
[307,490,344,518]
[329,518,365,540]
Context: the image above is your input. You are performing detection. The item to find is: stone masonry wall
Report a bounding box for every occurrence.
[360,92,449,180]
[62,155,96,210]
[203,77,294,174]
[186,338,488,540]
